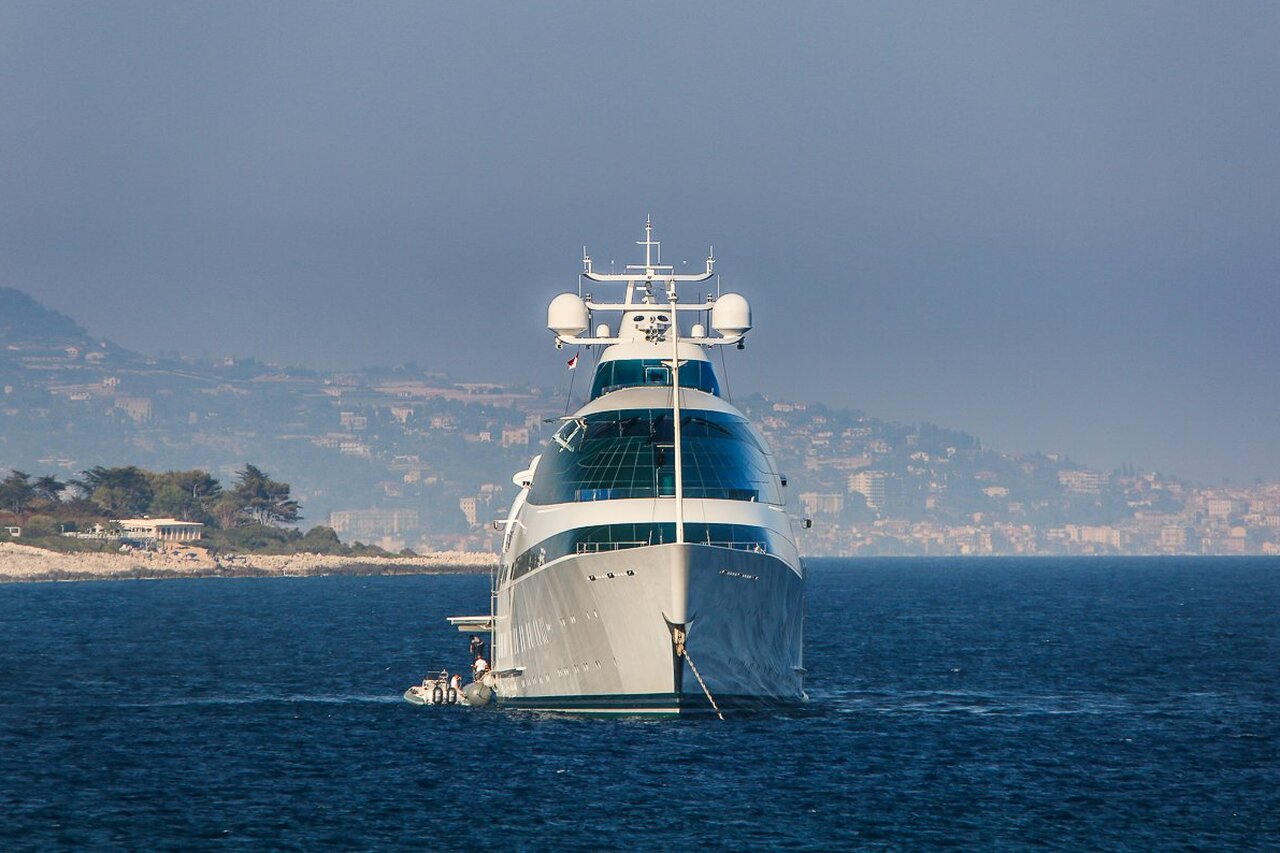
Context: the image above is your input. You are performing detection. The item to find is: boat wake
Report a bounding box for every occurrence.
[119,692,404,708]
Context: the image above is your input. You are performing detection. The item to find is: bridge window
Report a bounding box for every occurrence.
[589,359,720,399]
[528,408,781,506]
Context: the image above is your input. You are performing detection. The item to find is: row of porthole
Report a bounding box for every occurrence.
[556,661,604,677]
[520,657,602,686]
[588,570,637,581]
[549,605,604,678]
[558,609,600,627]
[719,569,760,581]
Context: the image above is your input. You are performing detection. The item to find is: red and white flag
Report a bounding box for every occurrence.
[566,353,579,370]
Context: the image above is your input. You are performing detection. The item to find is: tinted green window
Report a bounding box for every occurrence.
[506,522,786,581]
[527,408,781,506]
[589,359,720,399]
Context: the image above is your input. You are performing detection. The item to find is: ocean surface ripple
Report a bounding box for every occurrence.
[1,558,1276,850]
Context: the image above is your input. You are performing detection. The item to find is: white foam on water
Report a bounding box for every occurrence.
[119,692,403,708]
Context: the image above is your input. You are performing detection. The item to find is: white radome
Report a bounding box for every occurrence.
[547,292,589,337]
[711,292,752,337]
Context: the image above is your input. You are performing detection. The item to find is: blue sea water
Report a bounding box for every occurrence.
[1,558,1277,850]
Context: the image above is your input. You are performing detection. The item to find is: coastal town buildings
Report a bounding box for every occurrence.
[329,508,421,541]
[3,287,1280,558]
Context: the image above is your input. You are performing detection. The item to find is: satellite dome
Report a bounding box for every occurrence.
[547,293,589,337]
[711,293,751,337]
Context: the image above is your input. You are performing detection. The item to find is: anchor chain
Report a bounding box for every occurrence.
[674,627,724,721]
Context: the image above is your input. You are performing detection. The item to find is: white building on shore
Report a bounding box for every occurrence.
[116,518,205,542]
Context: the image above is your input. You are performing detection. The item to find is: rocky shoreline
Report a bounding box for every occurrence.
[0,541,497,583]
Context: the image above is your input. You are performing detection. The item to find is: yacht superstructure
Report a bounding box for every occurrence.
[488,220,804,714]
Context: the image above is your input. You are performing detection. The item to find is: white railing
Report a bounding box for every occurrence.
[575,540,648,554]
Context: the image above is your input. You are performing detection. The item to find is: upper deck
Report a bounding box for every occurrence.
[588,341,720,401]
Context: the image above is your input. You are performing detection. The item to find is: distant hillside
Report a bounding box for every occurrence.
[2,287,1275,556]
[0,288,94,346]
[0,288,143,366]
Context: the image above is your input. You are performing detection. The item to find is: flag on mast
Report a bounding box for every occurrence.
[566,353,579,370]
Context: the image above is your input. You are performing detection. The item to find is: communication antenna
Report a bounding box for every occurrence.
[638,214,662,274]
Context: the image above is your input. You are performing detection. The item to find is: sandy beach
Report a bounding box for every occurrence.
[0,541,497,583]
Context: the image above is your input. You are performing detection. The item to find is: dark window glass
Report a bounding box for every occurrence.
[527,408,781,506]
[506,522,786,581]
[589,359,721,399]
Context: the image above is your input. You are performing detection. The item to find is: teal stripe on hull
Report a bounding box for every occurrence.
[499,692,685,715]
[497,692,795,716]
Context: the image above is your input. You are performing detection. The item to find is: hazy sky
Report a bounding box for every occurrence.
[2,2,1277,483]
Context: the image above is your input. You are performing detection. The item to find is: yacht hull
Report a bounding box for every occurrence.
[493,543,804,715]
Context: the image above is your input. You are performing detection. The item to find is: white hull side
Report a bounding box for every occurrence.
[493,543,804,714]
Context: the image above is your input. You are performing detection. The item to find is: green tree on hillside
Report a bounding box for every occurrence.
[21,514,58,537]
[32,475,66,507]
[77,466,154,516]
[211,493,242,530]
[149,470,222,522]
[0,470,35,514]
[298,525,344,554]
[229,464,302,527]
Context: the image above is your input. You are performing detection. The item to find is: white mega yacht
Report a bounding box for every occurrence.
[488,221,805,715]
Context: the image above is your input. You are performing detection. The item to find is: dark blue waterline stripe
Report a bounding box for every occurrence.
[497,692,798,713]
[499,692,681,711]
